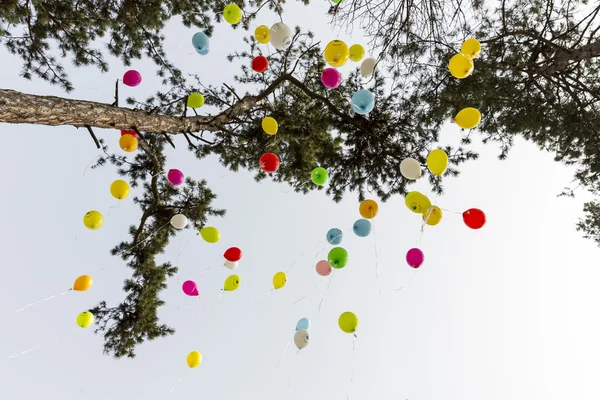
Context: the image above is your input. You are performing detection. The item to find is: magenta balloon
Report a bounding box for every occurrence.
[321,68,342,89]
[182,280,199,296]
[406,248,424,268]
[123,70,142,87]
[167,169,184,186]
[316,260,332,276]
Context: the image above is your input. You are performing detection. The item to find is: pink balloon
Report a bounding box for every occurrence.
[321,68,342,89]
[123,70,142,87]
[167,169,184,186]
[316,260,332,276]
[182,280,199,296]
[406,248,424,268]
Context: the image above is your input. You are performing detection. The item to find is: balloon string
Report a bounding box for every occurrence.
[0,327,77,361]
[127,222,170,253]
[440,207,462,215]
[394,269,418,294]
[72,236,79,244]
[283,352,299,400]
[273,340,291,377]
[15,289,72,313]
[106,202,121,217]
[251,289,274,302]
[175,237,193,264]
[317,273,335,313]
[167,370,189,396]
[82,156,97,178]
[197,291,224,320]
[370,218,383,295]
[347,337,357,400]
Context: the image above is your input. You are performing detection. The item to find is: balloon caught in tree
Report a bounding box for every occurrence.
[351,89,375,115]
[122,70,141,87]
[223,3,242,25]
[260,153,280,173]
[311,167,329,185]
[192,32,209,55]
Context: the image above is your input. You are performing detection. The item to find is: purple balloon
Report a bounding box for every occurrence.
[406,248,424,268]
[321,68,342,89]
[167,169,184,186]
[182,280,199,296]
[123,70,142,87]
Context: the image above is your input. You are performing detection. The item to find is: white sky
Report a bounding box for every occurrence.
[1,2,600,400]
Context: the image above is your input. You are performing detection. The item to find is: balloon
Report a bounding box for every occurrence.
[200,226,220,243]
[360,57,377,78]
[422,206,442,226]
[262,117,278,135]
[321,68,342,89]
[405,191,432,214]
[449,53,474,79]
[359,199,379,219]
[324,40,349,68]
[463,208,486,229]
[426,149,448,176]
[353,219,372,237]
[273,271,287,289]
[167,169,184,186]
[311,167,328,185]
[255,25,270,44]
[223,3,242,24]
[224,275,240,291]
[296,317,310,330]
[252,55,269,73]
[349,44,365,62]
[326,228,343,245]
[83,211,104,230]
[76,311,94,328]
[170,214,188,229]
[260,153,280,173]
[400,158,421,180]
[338,311,358,334]
[187,93,205,108]
[270,23,293,50]
[119,133,138,152]
[316,260,332,276]
[187,351,202,368]
[182,280,199,296]
[454,107,481,129]
[120,129,138,138]
[192,32,209,54]
[123,70,142,87]
[110,180,130,200]
[73,275,93,291]
[406,248,424,268]
[224,247,242,262]
[328,247,348,269]
[294,328,310,350]
[331,0,343,3]
[351,89,375,115]
[224,260,238,270]
[461,38,481,59]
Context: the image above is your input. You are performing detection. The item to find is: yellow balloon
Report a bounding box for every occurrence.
[83,210,104,230]
[76,311,94,328]
[454,107,481,129]
[110,180,130,200]
[187,351,202,368]
[405,191,432,214]
[426,149,448,176]
[422,206,443,226]
[349,44,365,62]
[262,117,278,135]
[338,311,358,334]
[224,275,240,291]
[223,3,242,25]
[273,271,287,289]
[448,53,474,79]
[187,93,205,109]
[359,199,379,219]
[73,275,93,292]
[200,227,220,243]
[324,40,349,68]
[461,38,481,59]
[119,134,138,152]
[255,25,270,44]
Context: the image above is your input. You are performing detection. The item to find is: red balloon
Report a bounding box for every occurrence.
[260,153,280,173]
[224,247,242,262]
[252,56,269,73]
[463,208,486,229]
[120,129,139,138]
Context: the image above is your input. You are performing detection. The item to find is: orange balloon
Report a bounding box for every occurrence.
[359,199,379,219]
[73,275,93,291]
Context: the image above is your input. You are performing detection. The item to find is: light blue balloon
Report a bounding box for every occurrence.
[192,32,210,54]
[296,317,310,331]
[353,218,372,237]
[326,228,343,245]
[351,89,375,115]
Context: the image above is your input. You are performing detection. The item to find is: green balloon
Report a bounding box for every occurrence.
[311,167,329,185]
[328,247,348,269]
[331,0,343,3]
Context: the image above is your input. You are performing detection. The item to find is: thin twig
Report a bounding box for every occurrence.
[85,125,101,149]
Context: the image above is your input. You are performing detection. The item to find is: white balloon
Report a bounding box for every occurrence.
[400,158,422,180]
[224,260,238,270]
[270,23,293,51]
[294,328,310,350]
[360,57,377,78]
[170,214,188,229]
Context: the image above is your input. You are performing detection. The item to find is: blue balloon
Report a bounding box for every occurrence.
[353,219,372,237]
[351,89,375,115]
[192,32,210,54]
[296,317,310,331]
[326,228,343,245]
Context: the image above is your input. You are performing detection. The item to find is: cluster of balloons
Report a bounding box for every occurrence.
[448,38,481,79]
[294,318,310,350]
[253,22,293,50]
